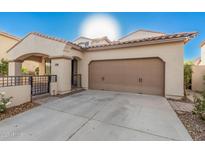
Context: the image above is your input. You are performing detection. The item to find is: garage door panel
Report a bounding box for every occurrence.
[89,58,164,96]
[139,58,164,95]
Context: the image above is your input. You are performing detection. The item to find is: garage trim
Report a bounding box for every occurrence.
[88,57,165,96]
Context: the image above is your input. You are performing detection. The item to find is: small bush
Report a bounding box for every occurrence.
[0,59,8,76]
[21,67,28,75]
[193,91,205,120]
[0,92,12,113]
[184,61,193,90]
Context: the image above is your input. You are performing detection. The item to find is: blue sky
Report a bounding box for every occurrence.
[0,12,204,60]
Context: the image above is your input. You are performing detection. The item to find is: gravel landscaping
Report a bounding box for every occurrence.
[177,111,205,140]
[169,98,205,141]
[0,102,39,121]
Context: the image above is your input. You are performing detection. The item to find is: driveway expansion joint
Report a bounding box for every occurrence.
[91,119,177,141]
[66,111,101,141]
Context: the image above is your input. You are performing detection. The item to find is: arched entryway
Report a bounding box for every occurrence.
[8,53,55,96]
[9,53,50,76]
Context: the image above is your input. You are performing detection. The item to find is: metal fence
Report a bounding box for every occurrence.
[72,74,82,88]
[0,76,30,87]
[0,75,57,96]
[30,75,57,96]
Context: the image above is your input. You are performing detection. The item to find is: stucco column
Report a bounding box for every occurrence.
[8,61,22,76]
[39,58,46,75]
[51,56,72,94]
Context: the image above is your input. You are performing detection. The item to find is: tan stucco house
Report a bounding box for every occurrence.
[192,41,205,91]
[6,30,197,98]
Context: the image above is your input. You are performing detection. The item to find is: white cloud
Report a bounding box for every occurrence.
[80,14,121,41]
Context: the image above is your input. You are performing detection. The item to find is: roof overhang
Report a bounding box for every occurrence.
[6,31,197,53]
[84,37,186,51]
[83,32,197,51]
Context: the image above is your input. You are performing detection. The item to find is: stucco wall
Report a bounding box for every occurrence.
[0,85,31,108]
[80,42,184,97]
[91,39,109,46]
[7,34,66,61]
[51,58,71,94]
[50,82,58,95]
[64,45,84,59]
[200,45,205,65]
[192,65,205,92]
[73,37,91,44]
[0,34,18,60]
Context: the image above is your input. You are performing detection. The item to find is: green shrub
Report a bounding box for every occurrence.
[184,61,193,90]
[0,59,8,76]
[21,67,28,74]
[0,92,12,113]
[193,77,205,120]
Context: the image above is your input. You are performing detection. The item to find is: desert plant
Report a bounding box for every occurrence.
[0,92,12,113]
[184,61,193,90]
[193,94,205,120]
[0,59,8,76]
[193,75,205,120]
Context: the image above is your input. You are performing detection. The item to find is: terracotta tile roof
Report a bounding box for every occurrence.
[84,32,197,49]
[30,32,81,48]
[7,32,82,53]
[7,31,198,53]
[118,29,166,41]
[200,40,205,47]
[0,31,21,41]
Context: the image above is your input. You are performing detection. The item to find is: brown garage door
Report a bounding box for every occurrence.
[89,58,165,96]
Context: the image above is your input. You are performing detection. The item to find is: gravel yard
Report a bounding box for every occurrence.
[169,99,205,141]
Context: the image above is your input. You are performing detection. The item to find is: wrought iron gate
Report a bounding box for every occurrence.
[31,75,57,96]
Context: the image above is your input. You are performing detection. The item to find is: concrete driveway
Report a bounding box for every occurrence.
[0,90,192,141]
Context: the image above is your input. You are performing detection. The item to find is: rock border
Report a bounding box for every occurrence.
[0,102,39,121]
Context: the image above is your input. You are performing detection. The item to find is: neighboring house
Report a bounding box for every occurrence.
[74,36,111,47]
[6,30,197,98]
[192,41,205,91]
